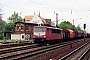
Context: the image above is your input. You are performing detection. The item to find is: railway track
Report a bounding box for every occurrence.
[0,43,66,60]
[0,43,33,49]
[60,40,90,60]
[0,38,89,60]
[0,44,38,54]
[79,47,90,60]
[25,38,90,60]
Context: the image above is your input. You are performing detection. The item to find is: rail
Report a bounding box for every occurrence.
[59,42,89,60]
[78,47,90,60]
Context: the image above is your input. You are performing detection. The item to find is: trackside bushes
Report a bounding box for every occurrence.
[0,40,33,43]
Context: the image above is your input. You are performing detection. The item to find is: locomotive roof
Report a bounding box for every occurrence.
[34,26,62,30]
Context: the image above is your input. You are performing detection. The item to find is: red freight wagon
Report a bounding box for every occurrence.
[63,29,75,40]
[67,29,75,39]
[73,30,78,39]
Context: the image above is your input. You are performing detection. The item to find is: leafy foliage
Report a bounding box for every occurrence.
[0,20,6,39]
[0,7,6,39]
[58,21,84,31]
[0,20,6,32]
[3,23,14,33]
[58,21,73,30]
[76,25,84,32]
[8,11,23,24]
[6,11,23,33]
[0,32,3,39]
[0,21,5,39]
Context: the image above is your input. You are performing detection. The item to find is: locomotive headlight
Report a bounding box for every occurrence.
[43,36,46,38]
[33,36,35,38]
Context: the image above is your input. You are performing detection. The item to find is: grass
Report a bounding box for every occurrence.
[0,40,33,43]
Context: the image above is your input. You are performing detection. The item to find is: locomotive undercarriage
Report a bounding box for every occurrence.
[33,38,62,45]
[33,38,46,44]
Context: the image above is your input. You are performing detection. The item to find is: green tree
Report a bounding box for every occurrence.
[0,20,6,40]
[7,11,23,34]
[0,19,4,40]
[0,32,3,39]
[58,21,84,32]
[58,21,74,30]
[76,25,84,32]
[0,6,7,39]
[8,11,23,24]
[0,20,6,32]
[3,23,14,33]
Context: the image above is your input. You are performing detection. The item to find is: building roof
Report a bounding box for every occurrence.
[39,16,46,24]
[15,22,52,27]
[24,15,34,21]
[24,15,46,24]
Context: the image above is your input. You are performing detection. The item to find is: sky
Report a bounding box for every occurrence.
[0,0,90,32]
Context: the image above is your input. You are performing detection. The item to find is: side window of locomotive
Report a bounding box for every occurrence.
[52,29,60,33]
[57,29,60,33]
[52,29,54,33]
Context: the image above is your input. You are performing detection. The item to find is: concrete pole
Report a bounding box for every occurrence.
[56,13,58,27]
[73,19,74,30]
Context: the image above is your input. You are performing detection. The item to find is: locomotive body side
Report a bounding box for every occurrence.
[33,26,63,44]
[46,28,63,40]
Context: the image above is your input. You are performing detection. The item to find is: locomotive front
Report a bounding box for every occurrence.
[33,26,46,43]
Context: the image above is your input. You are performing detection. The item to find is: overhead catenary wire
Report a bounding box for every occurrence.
[30,0,55,13]
[1,0,90,21]
[0,0,59,16]
[73,0,89,18]
[0,4,20,11]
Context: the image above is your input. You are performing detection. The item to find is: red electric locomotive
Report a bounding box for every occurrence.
[33,26,63,44]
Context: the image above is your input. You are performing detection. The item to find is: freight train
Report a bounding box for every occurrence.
[33,26,87,44]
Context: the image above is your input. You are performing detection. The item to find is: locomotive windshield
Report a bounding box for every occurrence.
[34,28,46,32]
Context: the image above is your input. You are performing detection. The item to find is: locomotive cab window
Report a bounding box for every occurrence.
[34,28,46,32]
